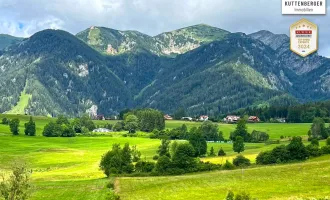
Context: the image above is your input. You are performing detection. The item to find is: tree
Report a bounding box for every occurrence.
[174,107,186,120]
[287,136,308,161]
[61,124,76,137]
[233,136,245,154]
[100,143,134,177]
[0,164,31,200]
[188,127,207,157]
[24,117,36,136]
[230,119,249,142]
[1,118,9,125]
[250,130,269,143]
[218,148,226,156]
[42,122,62,137]
[157,139,171,157]
[155,156,172,173]
[233,155,251,167]
[199,121,220,141]
[209,147,215,156]
[310,138,319,146]
[56,115,70,125]
[327,137,330,146]
[131,145,141,162]
[172,143,197,171]
[113,121,124,131]
[136,109,165,132]
[9,119,20,135]
[80,114,96,131]
[124,114,139,133]
[308,118,328,140]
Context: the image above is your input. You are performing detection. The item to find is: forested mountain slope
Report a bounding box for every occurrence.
[0,25,329,116]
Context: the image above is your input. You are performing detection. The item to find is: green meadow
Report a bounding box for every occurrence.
[0,116,329,199]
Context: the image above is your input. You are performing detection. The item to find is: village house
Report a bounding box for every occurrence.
[224,115,240,123]
[248,116,260,123]
[199,115,209,121]
[164,114,173,120]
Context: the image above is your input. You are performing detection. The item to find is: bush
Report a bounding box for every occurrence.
[155,155,172,173]
[135,161,155,173]
[0,164,31,200]
[256,151,274,165]
[306,144,322,157]
[327,137,330,146]
[152,155,159,161]
[321,145,330,154]
[1,117,9,125]
[24,117,36,136]
[286,136,308,161]
[171,143,197,172]
[218,148,226,156]
[250,130,269,143]
[197,161,221,172]
[222,160,235,170]
[233,155,251,167]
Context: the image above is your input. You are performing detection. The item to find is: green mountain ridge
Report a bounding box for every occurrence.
[0,34,24,50]
[0,25,329,116]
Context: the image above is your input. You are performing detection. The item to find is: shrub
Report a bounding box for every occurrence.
[197,161,221,171]
[222,160,235,170]
[270,145,290,163]
[155,155,172,173]
[113,122,124,131]
[209,146,216,156]
[0,164,31,200]
[152,155,159,160]
[250,130,269,143]
[234,192,251,200]
[286,136,308,161]
[233,155,251,167]
[226,191,234,200]
[310,138,319,146]
[42,122,62,137]
[256,151,274,165]
[327,137,330,146]
[321,145,330,154]
[218,148,226,156]
[306,144,322,157]
[1,117,9,125]
[135,161,155,173]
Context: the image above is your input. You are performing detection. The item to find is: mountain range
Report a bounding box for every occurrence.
[0,24,329,117]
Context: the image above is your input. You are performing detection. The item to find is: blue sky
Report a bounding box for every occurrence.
[0,0,329,57]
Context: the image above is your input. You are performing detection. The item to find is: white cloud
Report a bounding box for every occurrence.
[0,0,329,57]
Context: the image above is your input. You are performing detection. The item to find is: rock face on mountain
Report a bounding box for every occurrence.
[76,24,229,56]
[0,25,329,116]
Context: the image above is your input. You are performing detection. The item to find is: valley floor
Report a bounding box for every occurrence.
[0,117,328,199]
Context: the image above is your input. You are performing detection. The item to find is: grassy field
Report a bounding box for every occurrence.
[0,116,327,199]
[118,155,330,200]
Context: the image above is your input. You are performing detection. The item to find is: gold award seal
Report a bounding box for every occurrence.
[290,19,318,57]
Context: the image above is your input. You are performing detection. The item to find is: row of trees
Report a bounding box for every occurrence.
[234,100,330,123]
[1,117,36,136]
[100,140,222,177]
[230,119,269,143]
[43,115,95,137]
[114,108,165,133]
[256,137,330,165]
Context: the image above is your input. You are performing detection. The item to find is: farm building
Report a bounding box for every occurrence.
[224,115,240,123]
[199,115,209,121]
[248,116,260,122]
[164,114,173,120]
